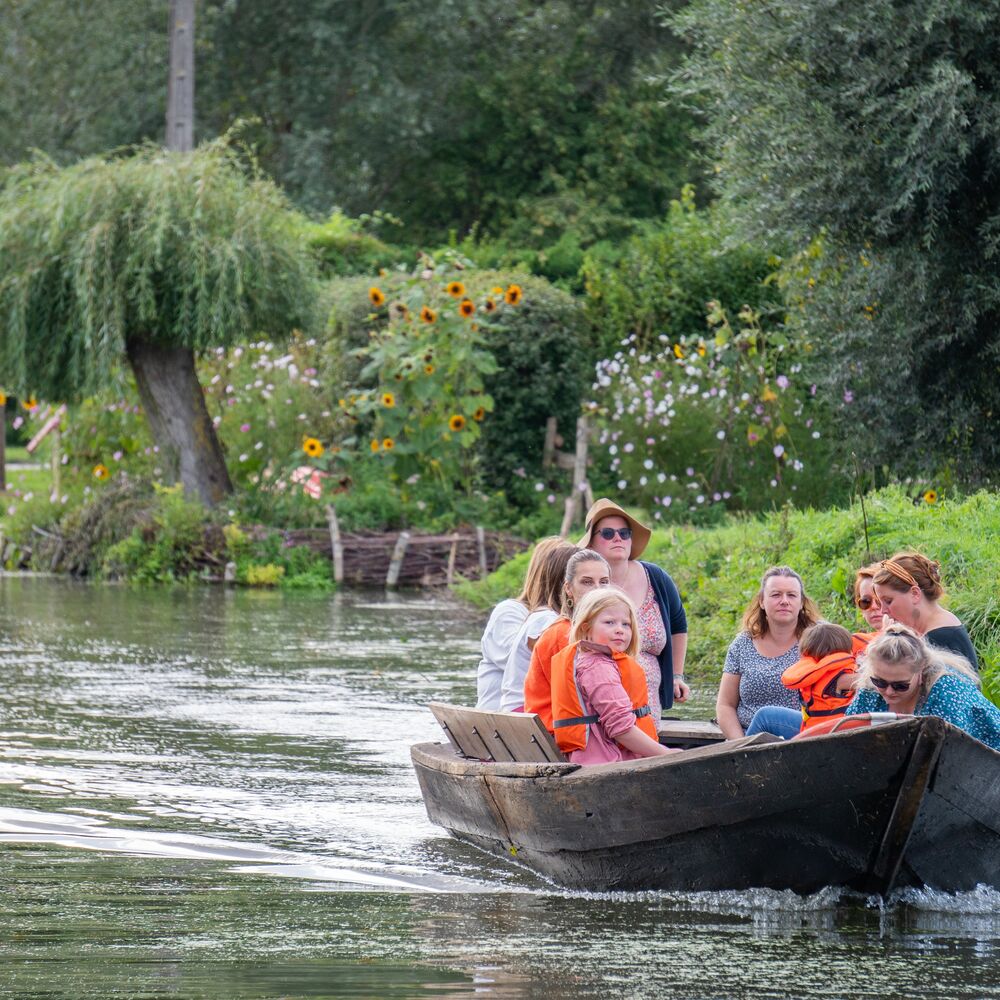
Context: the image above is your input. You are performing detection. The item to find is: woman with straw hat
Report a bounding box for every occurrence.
[578,498,690,718]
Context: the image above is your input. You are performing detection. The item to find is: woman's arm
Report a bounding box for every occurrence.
[716,673,745,740]
[671,632,690,703]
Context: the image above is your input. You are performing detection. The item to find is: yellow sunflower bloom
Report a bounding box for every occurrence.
[0,391,6,406]
[21,396,38,411]
[473,407,486,421]
[491,286,504,296]
[424,364,435,375]
[93,463,110,480]
[381,392,396,408]
[459,299,476,317]
[924,489,938,505]
[420,306,437,324]
[446,281,466,298]
[673,344,684,359]
[505,284,523,306]
[369,286,386,307]
[484,299,497,313]
[370,439,380,453]
[761,386,778,403]
[448,414,466,432]
[302,437,324,458]
[382,437,395,451]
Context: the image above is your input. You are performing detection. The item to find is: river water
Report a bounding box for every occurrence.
[1,575,999,999]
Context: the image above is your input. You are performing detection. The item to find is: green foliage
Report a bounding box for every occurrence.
[0,138,319,402]
[671,0,1000,481]
[462,487,1000,701]
[230,529,334,590]
[582,187,780,355]
[303,211,411,278]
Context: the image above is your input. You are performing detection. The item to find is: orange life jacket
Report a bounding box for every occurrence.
[550,641,657,752]
[781,650,858,731]
[852,631,876,656]
[523,617,571,733]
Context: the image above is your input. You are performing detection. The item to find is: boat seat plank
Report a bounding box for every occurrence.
[658,719,724,747]
[429,702,566,763]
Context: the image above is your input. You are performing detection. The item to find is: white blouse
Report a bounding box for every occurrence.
[499,608,560,712]
[476,599,529,711]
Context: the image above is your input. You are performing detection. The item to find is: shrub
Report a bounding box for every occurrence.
[302,210,411,278]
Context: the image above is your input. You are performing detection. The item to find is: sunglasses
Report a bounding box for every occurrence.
[857,596,880,611]
[597,527,632,541]
[870,675,917,693]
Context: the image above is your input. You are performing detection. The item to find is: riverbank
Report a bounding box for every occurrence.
[457,486,1000,700]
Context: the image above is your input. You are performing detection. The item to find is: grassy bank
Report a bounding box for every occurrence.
[456,487,1000,700]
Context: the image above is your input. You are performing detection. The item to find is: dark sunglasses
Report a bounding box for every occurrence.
[597,527,632,541]
[870,675,916,693]
[857,596,880,611]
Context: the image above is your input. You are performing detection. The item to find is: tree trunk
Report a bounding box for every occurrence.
[126,336,232,507]
[166,0,195,152]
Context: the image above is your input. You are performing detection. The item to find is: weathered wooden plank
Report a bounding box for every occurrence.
[428,702,565,763]
[658,719,724,747]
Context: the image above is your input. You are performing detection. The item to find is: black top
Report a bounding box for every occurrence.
[925,625,979,671]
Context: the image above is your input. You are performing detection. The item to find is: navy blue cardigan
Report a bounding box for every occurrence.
[639,560,688,714]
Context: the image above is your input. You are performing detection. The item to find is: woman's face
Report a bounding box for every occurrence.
[873,584,917,628]
[856,576,884,630]
[761,575,803,628]
[589,516,633,563]
[867,656,921,709]
[566,559,611,605]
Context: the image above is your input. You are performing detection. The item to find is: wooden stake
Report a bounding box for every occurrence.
[476,525,488,578]
[0,395,5,492]
[50,427,61,499]
[542,417,558,468]
[446,532,460,587]
[386,531,411,588]
[325,503,344,584]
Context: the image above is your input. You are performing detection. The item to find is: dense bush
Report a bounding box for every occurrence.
[303,211,411,278]
[459,487,1000,701]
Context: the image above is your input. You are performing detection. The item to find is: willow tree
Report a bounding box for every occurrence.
[0,140,318,505]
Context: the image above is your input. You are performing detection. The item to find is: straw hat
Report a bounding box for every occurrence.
[578,498,652,560]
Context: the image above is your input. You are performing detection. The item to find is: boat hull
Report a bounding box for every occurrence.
[412,717,1000,894]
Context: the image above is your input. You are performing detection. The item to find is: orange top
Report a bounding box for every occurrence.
[852,631,877,656]
[523,617,571,732]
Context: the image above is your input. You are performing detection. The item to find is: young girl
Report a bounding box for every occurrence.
[550,587,676,765]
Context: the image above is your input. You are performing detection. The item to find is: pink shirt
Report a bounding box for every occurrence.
[568,646,645,766]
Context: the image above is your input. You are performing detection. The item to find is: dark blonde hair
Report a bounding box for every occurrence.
[518,537,568,607]
[800,621,853,660]
[527,541,577,613]
[741,566,820,639]
[872,552,945,601]
[858,623,978,698]
[570,586,639,658]
[560,548,610,617]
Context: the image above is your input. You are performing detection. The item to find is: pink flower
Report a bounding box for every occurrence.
[776,375,790,389]
[240,423,251,432]
[843,389,854,403]
[112,450,123,461]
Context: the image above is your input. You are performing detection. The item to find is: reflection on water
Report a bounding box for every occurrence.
[1,575,1000,999]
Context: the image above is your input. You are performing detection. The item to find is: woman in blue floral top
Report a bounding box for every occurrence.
[845,625,1000,752]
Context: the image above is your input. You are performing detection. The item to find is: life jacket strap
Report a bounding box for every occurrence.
[634,705,652,719]
[554,705,651,728]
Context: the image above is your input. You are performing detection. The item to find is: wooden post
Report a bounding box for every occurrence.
[476,525,488,578]
[445,532,460,587]
[166,0,196,152]
[386,531,410,588]
[0,394,5,492]
[50,427,61,499]
[559,415,591,535]
[325,503,344,584]
[542,417,558,468]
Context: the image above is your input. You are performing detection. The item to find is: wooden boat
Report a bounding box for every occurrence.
[411,703,1000,895]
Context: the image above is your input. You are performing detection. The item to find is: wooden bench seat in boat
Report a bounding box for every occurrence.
[428,702,726,765]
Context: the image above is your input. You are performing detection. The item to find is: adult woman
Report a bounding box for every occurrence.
[872,553,978,669]
[579,498,689,719]
[476,536,565,711]
[716,566,820,740]
[523,548,611,730]
[498,541,577,712]
[845,625,1000,751]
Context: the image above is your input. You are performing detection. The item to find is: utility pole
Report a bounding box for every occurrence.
[166,0,195,152]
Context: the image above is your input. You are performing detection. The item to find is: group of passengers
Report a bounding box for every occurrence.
[476,499,1000,764]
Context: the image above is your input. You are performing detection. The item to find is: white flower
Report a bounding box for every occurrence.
[643,459,653,470]
[716,430,726,440]
[617,480,628,489]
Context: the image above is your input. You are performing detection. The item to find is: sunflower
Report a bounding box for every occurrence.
[93,463,110,480]
[21,396,38,411]
[391,301,409,320]
[424,364,435,375]
[505,284,523,306]
[382,437,395,451]
[0,391,6,406]
[673,344,684,359]
[420,306,437,324]
[446,281,466,298]
[484,298,497,313]
[448,414,466,432]
[381,391,396,408]
[369,286,386,307]
[924,489,938,505]
[459,299,475,317]
[491,286,504,296]
[370,439,380,453]
[697,342,707,357]
[394,372,403,381]
[302,437,324,458]
[473,407,486,421]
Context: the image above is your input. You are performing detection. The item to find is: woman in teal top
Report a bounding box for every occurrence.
[845,625,1000,752]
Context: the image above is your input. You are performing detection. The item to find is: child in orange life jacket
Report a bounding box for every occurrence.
[550,587,678,765]
[781,622,858,732]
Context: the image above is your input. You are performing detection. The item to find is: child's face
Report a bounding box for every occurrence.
[588,602,632,653]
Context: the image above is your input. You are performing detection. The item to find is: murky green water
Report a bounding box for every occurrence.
[2,576,1000,999]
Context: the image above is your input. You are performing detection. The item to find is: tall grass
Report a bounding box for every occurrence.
[456,487,1000,701]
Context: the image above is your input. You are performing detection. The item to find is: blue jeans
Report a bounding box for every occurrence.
[745,706,802,740]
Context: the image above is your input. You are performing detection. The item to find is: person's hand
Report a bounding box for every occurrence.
[673,677,691,703]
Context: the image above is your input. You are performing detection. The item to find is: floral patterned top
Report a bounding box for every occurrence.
[637,573,667,719]
[723,631,801,729]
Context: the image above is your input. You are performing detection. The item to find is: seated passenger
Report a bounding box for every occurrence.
[523,548,610,732]
[550,588,677,765]
[851,563,885,655]
[845,625,1000,752]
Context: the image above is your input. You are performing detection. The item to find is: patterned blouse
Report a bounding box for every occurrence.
[637,573,667,719]
[723,631,801,729]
